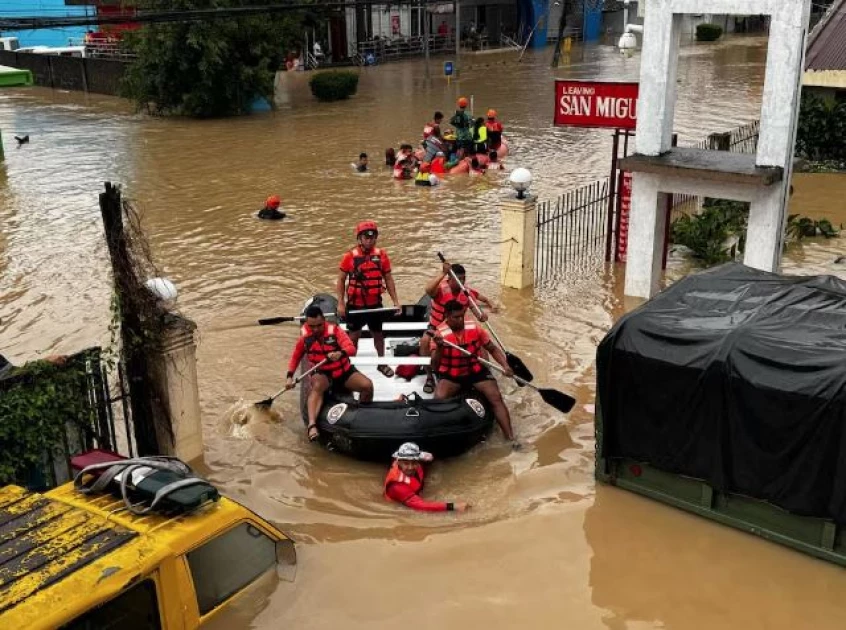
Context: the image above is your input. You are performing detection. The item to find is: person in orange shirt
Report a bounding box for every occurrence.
[384,442,469,512]
[286,305,374,441]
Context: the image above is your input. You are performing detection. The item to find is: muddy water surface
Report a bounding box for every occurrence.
[2,36,846,628]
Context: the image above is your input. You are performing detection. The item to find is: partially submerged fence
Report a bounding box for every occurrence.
[535,178,611,281]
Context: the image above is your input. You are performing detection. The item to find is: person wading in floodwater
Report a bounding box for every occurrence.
[336,221,401,378]
[286,305,374,442]
[384,442,469,512]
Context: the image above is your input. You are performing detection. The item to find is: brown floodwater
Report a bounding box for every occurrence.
[3,36,846,628]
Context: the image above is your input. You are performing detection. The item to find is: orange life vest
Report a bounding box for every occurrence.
[429,281,477,327]
[301,322,351,378]
[346,246,387,307]
[435,320,485,378]
[485,120,503,148]
[383,461,424,500]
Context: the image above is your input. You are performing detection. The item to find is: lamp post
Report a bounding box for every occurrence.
[509,167,533,199]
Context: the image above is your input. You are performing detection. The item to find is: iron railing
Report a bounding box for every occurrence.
[535,178,611,281]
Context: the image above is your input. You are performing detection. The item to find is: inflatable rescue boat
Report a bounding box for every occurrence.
[298,294,494,461]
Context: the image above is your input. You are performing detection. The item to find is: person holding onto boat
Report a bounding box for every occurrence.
[286,305,374,442]
[423,111,444,140]
[430,300,516,443]
[336,221,401,378]
[485,109,503,151]
[423,126,446,162]
[257,195,285,220]
[384,442,469,512]
[450,97,474,153]
[420,262,496,393]
[472,117,488,155]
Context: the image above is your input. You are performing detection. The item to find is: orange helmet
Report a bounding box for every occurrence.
[356,220,379,238]
[266,195,281,209]
[457,97,469,108]
[486,109,497,118]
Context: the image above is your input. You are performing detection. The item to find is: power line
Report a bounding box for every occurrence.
[0,1,449,31]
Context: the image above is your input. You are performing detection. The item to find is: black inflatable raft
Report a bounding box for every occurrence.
[298,293,494,461]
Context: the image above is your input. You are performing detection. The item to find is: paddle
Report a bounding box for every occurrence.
[258,314,336,326]
[254,359,328,408]
[436,337,575,414]
[437,252,534,383]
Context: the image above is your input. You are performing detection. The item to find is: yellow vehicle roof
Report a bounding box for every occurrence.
[0,482,282,628]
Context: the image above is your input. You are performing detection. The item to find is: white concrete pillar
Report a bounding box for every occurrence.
[743,184,788,272]
[500,195,537,289]
[624,173,668,298]
[634,3,683,156]
[152,315,204,463]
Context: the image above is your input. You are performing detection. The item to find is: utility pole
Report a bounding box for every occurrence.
[551,0,569,68]
[423,0,430,79]
[455,0,460,75]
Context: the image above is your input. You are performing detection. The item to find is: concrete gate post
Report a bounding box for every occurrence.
[500,195,537,289]
[151,314,205,463]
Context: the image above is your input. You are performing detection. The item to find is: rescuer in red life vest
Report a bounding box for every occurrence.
[485,109,503,151]
[431,300,516,443]
[286,305,374,442]
[384,442,469,512]
[419,260,497,393]
[336,221,401,378]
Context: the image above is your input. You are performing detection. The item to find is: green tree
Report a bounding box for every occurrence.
[121,0,320,117]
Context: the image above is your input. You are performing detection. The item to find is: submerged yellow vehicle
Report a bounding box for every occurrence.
[0,454,296,629]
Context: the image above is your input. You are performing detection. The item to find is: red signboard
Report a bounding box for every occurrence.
[616,171,633,262]
[554,81,639,130]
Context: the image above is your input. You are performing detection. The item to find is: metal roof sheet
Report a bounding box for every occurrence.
[806,0,846,72]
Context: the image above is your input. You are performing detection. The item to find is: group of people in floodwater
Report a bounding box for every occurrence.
[384,97,506,185]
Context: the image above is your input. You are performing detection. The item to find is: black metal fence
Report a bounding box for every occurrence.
[535,178,611,281]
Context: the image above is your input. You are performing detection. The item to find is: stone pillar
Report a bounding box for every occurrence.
[624,173,668,298]
[744,184,788,271]
[151,314,204,463]
[500,195,537,290]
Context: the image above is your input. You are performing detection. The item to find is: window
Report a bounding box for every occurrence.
[62,579,161,630]
[186,522,277,616]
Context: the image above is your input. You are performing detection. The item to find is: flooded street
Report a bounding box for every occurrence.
[3,36,846,627]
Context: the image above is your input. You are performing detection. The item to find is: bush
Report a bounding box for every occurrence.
[696,23,723,42]
[309,71,359,102]
[796,92,846,162]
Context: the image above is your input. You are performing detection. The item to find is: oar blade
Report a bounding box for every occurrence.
[254,397,274,408]
[506,352,534,383]
[258,316,294,326]
[539,387,575,414]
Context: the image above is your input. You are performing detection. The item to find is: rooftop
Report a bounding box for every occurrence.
[806,0,846,72]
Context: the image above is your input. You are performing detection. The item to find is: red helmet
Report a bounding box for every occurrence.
[486,109,497,119]
[457,97,469,108]
[266,195,281,209]
[356,220,379,238]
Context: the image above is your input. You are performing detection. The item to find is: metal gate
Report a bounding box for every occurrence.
[535,178,611,281]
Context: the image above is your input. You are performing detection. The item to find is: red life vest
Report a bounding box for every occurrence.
[423,121,439,139]
[429,280,477,327]
[346,246,386,307]
[485,120,503,148]
[383,461,424,500]
[435,320,485,378]
[301,322,351,379]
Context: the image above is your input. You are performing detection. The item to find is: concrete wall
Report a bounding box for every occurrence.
[0,50,128,95]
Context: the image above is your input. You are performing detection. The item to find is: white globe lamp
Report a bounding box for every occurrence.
[145,277,178,303]
[509,167,533,200]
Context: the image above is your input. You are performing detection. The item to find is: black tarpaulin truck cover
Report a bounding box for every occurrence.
[597,263,846,523]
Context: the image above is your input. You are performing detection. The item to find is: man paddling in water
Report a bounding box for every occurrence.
[384,442,469,512]
[286,305,374,442]
[431,300,516,443]
[420,260,496,393]
[336,220,401,378]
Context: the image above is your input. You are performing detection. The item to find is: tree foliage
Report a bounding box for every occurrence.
[121,0,321,117]
[695,23,723,41]
[796,92,846,163]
